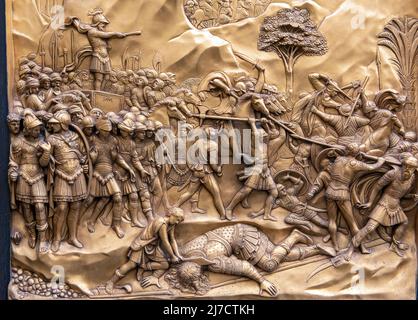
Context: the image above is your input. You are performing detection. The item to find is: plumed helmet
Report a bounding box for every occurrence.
[88,8,110,25]
[23,109,42,129]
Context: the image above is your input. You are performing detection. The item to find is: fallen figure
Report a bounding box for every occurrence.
[165,224,336,297]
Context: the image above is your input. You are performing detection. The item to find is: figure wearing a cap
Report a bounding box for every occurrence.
[114,118,150,227]
[86,117,137,238]
[46,73,63,101]
[65,8,141,91]
[25,78,47,111]
[131,76,149,115]
[46,111,88,252]
[10,111,51,253]
[38,73,52,102]
[325,143,385,253]
[346,154,418,258]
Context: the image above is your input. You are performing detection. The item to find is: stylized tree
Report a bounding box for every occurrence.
[378,16,418,130]
[258,8,327,97]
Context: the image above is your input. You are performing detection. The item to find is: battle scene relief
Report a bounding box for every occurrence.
[5,0,418,299]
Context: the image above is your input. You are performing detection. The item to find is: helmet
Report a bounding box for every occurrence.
[89,8,110,25]
[81,116,95,128]
[118,118,135,132]
[54,110,72,129]
[23,110,42,129]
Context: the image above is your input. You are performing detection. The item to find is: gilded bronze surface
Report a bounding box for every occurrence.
[5,0,418,299]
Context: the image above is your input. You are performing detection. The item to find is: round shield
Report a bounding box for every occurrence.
[313,147,342,172]
[274,169,309,196]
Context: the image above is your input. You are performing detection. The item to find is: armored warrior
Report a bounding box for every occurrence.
[325,143,385,252]
[311,104,370,145]
[104,207,185,294]
[86,117,137,238]
[360,94,406,156]
[173,127,227,220]
[135,120,167,215]
[10,111,51,253]
[348,155,418,258]
[249,174,341,238]
[46,111,88,252]
[171,225,335,297]
[114,119,150,227]
[65,8,141,91]
[227,118,278,221]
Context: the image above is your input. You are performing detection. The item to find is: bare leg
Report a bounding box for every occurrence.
[226,186,252,220]
[105,261,137,294]
[174,180,201,207]
[94,72,104,91]
[203,175,226,220]
[263,189,279,221]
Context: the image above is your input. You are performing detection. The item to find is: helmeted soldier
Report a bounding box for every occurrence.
[65,8,141,91]
[87,117,136,238]
[115,118,150,227]
[326,143,385,252]
[10,111,51,253]
[46,111,88,252]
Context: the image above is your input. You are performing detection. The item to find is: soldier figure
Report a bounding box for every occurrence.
[65,8,141,91]
[86,117,136,238]
[226,119,278,221]
[115,119,150,227]
[325,143,385,252]
[46,111,88,252]
[349,155,418,258]
[10,111,51,253]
